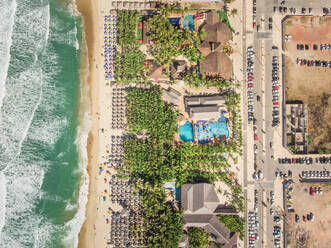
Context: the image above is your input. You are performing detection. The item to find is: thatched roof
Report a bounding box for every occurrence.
[200,51,232,79]
[147,60,167,80]
[203,21,232,44]
[206,11,220,26]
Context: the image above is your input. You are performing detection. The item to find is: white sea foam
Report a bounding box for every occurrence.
[74,25,80,50]
[0,172,7,236]
[50,15,81,49]
[28,117,68,146]
[0,160,46,247]
[0,2,55,247]
[63,32,91,247]
[64,110,90,248]
[0,0,17,122]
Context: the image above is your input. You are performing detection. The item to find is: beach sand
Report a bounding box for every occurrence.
[76,0,114,247]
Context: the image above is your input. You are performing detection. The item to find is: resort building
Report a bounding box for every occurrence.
[285,101,308,154]
[180,183,238,247]
[199,11,233,79]
[146,59,168,81]
[162,87,182,106]
[188,105,220,120]
[185,95,226,120]
[170,60,188,80]
[200,51,233,80]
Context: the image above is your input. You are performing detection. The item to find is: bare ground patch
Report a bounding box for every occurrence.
[286,183,331,248]
[284,16,331,153]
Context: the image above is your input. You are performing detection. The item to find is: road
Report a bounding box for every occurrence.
[242,0,331,247]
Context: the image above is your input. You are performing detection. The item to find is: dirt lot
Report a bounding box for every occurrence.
[286,183,331,248]
[283,16,331,153]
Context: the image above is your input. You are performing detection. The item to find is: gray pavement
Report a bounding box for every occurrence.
[242,0,331,247]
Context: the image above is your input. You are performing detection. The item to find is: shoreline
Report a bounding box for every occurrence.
[76,0,101,246]
[76,0,96,248]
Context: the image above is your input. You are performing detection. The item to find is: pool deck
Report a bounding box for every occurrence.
[178,116,230,143]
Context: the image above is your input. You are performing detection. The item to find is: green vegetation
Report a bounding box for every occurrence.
[115,11,146,83]
[218,215,245,240]
[183,71,233,89]
[146,5,203,66]
[225,93,243,153]
[230,8,238,16]
[217,10,234,33]
[132,183,184,247]
[187,227,211,248]
[307,135,313,146]
[126,88,178,142]
[286,135,293,145]
[121,87,244,247]
[115,6,243,246]
[222,43,234,56]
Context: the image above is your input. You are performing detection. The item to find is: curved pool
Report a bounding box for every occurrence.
[179,121,194,142]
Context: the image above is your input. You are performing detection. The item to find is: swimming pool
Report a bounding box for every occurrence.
[194,113,229,143]
[168,17,181,29]
[181,14,195,32]
[179,121,194,142]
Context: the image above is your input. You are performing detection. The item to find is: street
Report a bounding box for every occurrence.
[241,0,331,247]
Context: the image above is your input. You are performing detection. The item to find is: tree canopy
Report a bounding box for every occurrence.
[115,11,147,83]
[146,8,203,66]
[187,227,211,248]
[218,215,245,240]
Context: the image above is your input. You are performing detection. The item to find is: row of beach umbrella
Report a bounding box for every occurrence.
[104,15,117,81]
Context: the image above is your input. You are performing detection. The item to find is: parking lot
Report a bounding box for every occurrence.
[283,15,331,153]
[285,182,331,248]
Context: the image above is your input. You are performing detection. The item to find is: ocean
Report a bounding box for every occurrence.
[0,0,89,247]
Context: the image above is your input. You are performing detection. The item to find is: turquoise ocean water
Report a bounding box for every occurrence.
[0,0,87,247]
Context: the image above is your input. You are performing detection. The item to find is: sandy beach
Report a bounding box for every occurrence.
[76,0,107,246]
[77,0,126,245]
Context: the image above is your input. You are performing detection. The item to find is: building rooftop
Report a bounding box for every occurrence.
[200,50,232,79]
[170,60,187,80]
[185,95,226,119]
[183,214,232,244]
[146,59,168,80]
[181,183,220,214]
[162,87,182,106]
[186,95,225,106]
[189,105,220,120]
[203,11,232,44]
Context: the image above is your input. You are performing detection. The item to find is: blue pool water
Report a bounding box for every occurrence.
[163,182,180,201]
[182,14,195,32]
[168,17,181,29]
[179,121,194,142]
[194,114,229,143]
